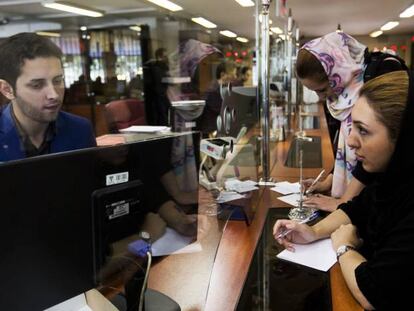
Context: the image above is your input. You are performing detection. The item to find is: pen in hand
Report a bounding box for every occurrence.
[304,169,325,195]
[275,211,319,240]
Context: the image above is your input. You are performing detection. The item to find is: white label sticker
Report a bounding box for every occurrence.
[108,202,130,219]
[106,172,129,186]
[185,121,196,128]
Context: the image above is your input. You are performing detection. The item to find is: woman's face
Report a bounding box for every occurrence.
[348,96,396,173]
[300,77,334,101]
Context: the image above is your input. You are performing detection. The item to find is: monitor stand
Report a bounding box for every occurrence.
[125,273,180,311]
[144,289,181,311]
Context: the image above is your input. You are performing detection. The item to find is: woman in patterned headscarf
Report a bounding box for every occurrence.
[296,32,367,210]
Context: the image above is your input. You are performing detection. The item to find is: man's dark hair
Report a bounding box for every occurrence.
[0,32,63,88]
[216,63,226,80]
[363,50,408,82]
[155,47,166,60]
[240,66,250,75]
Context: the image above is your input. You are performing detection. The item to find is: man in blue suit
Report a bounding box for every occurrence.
[0,32,96,162]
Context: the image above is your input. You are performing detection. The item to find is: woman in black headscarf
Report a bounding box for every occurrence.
[273,70,414,310]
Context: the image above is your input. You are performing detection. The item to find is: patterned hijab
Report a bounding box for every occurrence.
[301,32,366,197]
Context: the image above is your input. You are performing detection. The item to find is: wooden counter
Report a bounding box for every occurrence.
[149,103,362,311]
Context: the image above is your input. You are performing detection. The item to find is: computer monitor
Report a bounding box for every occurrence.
[0,131,200,310]
[0,150,96,311]
[219,85,258,138]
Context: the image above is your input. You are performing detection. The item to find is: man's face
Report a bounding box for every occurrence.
[13,57,64,124]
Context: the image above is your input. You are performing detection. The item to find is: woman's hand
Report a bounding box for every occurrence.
[302,173,333,194]
[272,219,317,252]
[303,194,339,212]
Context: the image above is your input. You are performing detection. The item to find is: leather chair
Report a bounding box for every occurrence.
[104,99,146,133]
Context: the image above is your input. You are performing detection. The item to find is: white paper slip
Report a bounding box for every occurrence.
[271,186,294,195]
[277,238,337,272]
[151,227,202,257]
[225,178,258,193]
[277,193,312,207]
[216,191,245,203]
[271,181,301,195]
[119,126,171,133]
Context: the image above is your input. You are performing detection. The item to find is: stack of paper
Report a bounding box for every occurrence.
[224,178,258,193]
[277,238,337,272]
[216,191,245,203]
[119,125,171,133]
[271,181,301,195]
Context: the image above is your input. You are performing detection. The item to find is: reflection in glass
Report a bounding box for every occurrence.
[285,136,322,168]
[238,208,331,311]
[301,116,320,129]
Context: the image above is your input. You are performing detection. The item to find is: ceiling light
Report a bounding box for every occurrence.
[380,21,399,31]
[236,37,249,43]
[145,0,183,12]
[42,1,104,17]
[36,31,61,37]
[270,27,283,34]
[80,26,87,31]
[369,30,383,38]
[220,30,237,38]
[191,17,217,29]
[234,0,254,7]
[400,4,414,18]
[129,25,142,32]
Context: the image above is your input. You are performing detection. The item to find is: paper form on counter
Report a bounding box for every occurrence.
[277,238,337,272]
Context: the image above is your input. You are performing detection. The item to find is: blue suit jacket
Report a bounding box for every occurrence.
[0,104,97,162]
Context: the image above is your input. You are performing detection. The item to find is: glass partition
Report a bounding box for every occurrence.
[0,1,267,310]
[237,208,332,311]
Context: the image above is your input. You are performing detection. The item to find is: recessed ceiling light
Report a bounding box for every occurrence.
[400,4,414,18]
[234,0,254,7]
[380,21,399,31]
[369,30,383,38]
[129,26,142,32]
[220,30,237,38]
[42,1,104,17]
[145,0,183,12]
[236,37,249,43]
[191,17,217,29]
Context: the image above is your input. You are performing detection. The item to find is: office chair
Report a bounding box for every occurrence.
[105,99,146,133]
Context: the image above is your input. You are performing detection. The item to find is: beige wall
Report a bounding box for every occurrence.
[354,34,412,67]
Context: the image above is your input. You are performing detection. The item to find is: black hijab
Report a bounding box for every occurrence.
[358,70,414,252]
[341,70,414,310]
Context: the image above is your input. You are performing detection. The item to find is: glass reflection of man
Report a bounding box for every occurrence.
[144,47,171,125]
[198,62,236,136]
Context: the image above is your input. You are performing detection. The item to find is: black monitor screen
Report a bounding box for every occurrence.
[0,131,200,310]
[0,151,96,310]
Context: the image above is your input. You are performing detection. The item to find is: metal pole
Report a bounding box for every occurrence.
[286,8,293,132]
[295,27,303,134]
[255,0,261,136]
[260,0,271,183]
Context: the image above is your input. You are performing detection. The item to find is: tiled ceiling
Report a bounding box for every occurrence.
[0,0,413,39]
